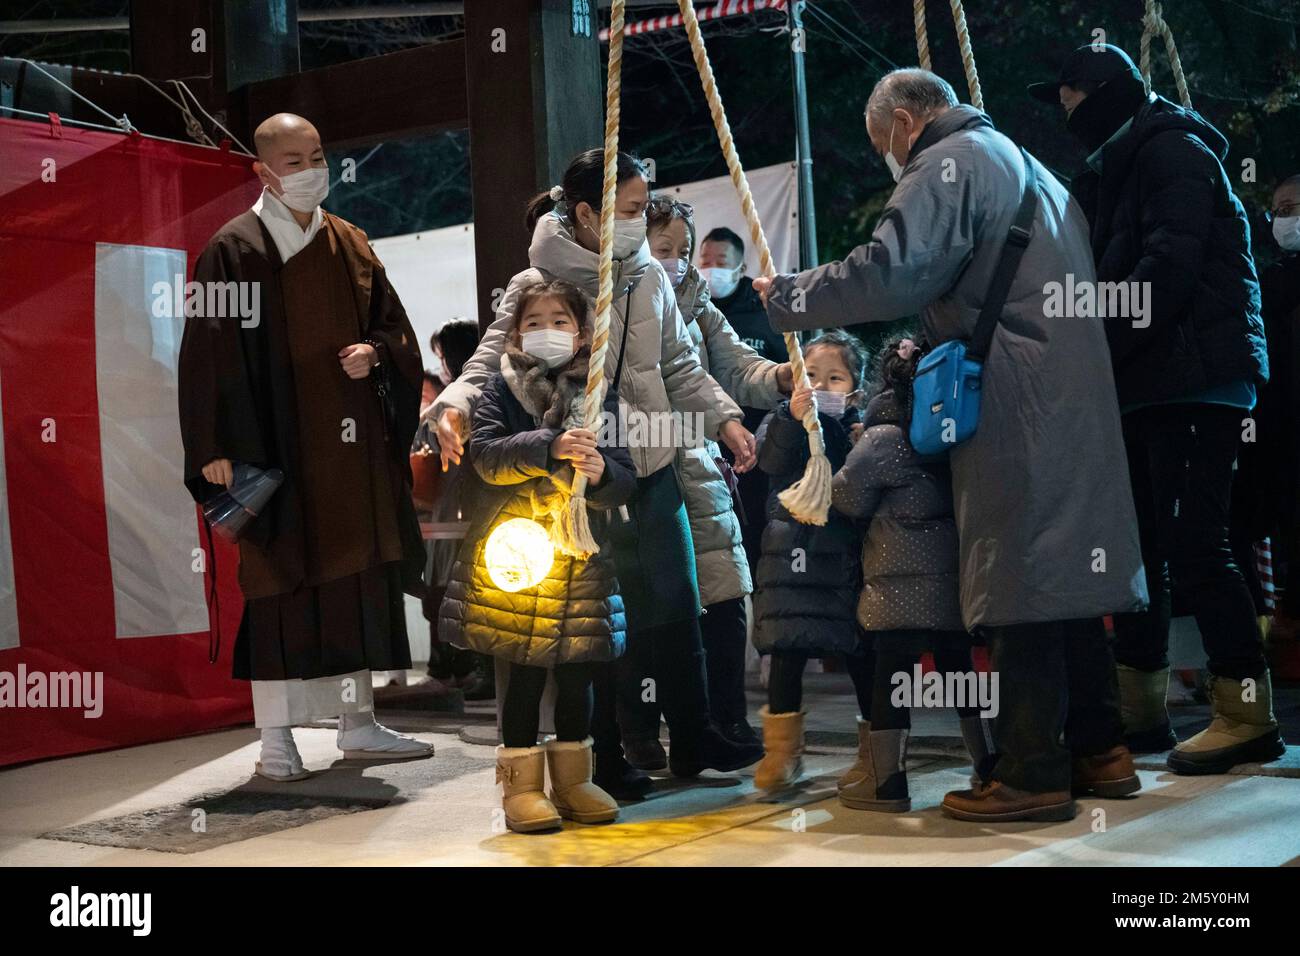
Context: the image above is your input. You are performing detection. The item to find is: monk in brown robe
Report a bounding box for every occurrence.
[179,113,433,780]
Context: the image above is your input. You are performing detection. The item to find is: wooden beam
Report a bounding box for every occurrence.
[463,0,601,330]
[234,40,468,151]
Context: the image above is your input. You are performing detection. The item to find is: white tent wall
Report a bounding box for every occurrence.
[373,162,798,667]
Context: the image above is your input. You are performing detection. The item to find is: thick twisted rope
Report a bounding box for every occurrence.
[948,0,983,110]
[1140,0,1192,108]
[913,0,931,70]
[677,0,831,525]
[551,0,626,558]
[910,1,983,110]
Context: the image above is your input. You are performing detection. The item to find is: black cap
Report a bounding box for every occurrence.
[1027,44,1143,104]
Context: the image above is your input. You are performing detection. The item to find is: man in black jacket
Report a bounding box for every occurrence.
[699,227,786,557]
[1031,44,1282,774]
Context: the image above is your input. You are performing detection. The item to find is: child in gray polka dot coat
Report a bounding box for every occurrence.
[827,333,992,813]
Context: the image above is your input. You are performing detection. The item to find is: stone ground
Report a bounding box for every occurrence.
[2,672,1299,867]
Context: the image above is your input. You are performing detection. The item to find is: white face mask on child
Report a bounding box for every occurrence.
[814,389,848,419]
[521,329,576,370]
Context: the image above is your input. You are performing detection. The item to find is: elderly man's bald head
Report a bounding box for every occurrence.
[863,68,958,179]
[865,69,959,126]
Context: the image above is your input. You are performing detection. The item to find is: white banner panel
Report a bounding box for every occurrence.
[0,361,17,649]
[94,243,208,639]
[371,223,479,367]
[656,161,800,276]
[372,162,799,361]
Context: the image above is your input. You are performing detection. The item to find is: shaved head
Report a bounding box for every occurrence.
[254,113,320,160]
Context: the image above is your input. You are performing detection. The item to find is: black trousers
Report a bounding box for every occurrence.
[869,632,979,730]
[767,631,977,730]
[616,597,752,737]
[591,615,715,755]
[767,648,875,716]
[984,617,1125,793]
[1112,403,1266,680]
[500,662,594,749]
[703,597,750,726]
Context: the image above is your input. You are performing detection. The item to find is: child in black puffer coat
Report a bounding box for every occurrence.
[438,279,635,834]
[751,331,871,791]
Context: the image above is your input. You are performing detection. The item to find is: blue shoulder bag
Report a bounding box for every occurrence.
[910,148,1040,456]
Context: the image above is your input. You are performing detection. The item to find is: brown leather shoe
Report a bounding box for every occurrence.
[941,780,1075,822]
[1072,745,1141,797]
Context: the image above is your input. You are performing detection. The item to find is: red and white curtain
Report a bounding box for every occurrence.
[0,117,258,766]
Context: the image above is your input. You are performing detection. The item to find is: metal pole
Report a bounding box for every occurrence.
[789,0,818,270]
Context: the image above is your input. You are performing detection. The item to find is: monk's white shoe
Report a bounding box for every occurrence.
[255,727,313,782]
[337,713,435,760]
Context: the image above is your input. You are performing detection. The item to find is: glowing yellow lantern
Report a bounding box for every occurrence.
[484,518,555,592]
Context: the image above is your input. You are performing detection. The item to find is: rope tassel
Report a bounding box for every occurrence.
[676,0,831,526]
[549,490,598,558]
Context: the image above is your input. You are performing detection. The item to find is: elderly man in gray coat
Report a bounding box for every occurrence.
[754,69,1149,823]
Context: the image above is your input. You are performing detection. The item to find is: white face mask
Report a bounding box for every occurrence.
[613,217,647,259]
[1273,216,1300,252]
[700,264,742,299]
[813,389,848,419]
[520,329,576,370]
[884,120,906,184]
[269,164,330,213]
[656,257,689,287]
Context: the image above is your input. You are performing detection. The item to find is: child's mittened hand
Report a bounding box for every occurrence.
[790,384,814,421]
[574,451,605,485]
[550,428,598,462]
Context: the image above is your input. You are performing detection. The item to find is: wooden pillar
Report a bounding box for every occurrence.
[130,0,298,141]
[463,0,602,331]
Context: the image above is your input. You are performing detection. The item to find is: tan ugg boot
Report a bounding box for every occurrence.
[497,745,562,833]
[1116,664,1177,753]
[836,717,871,790]
[838,728,910,812]
[1167,673,1286,775]
[754,707,805,792]
[545,737,619,824]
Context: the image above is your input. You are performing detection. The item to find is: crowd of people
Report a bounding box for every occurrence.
[181,40,1296,836]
